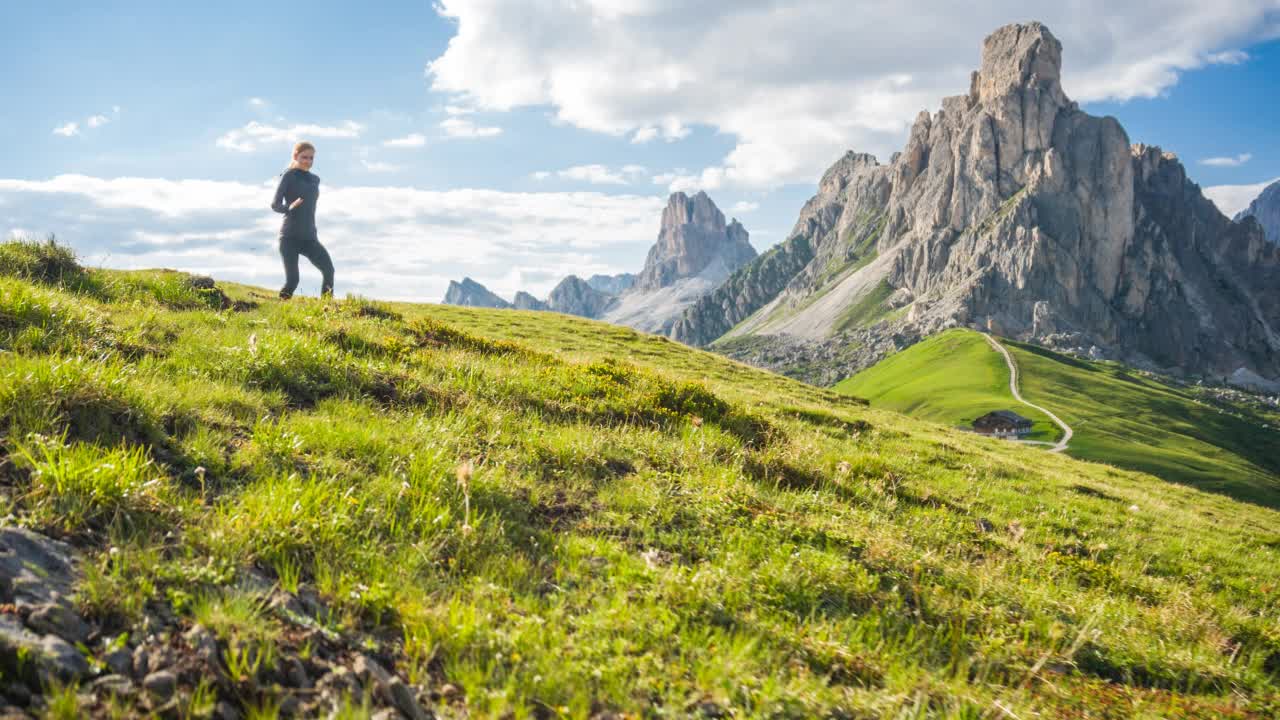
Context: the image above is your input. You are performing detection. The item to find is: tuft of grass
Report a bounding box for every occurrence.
[0,235,86,286]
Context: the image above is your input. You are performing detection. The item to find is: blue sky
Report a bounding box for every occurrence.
[2,1,1278,300]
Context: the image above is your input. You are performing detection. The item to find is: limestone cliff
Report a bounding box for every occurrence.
[683,21,1280,389]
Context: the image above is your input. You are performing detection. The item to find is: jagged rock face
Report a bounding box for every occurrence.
[633,192,757,292]
[586,273,636,295]
[669,235,814,346]
[690,21,1280,388]
[512,291,548,311]
[546,275,617,318]
[443,277,510,309]
[1236,180,1280,245]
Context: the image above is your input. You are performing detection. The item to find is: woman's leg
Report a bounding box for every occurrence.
[300,237,335,297]
[279,237,301,299]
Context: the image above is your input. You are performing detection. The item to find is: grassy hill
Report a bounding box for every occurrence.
[834,331,1061,442]
[836,329,1280,509]
[3,238,1280,718]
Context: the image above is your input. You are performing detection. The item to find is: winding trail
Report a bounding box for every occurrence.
[982,333,1073,453]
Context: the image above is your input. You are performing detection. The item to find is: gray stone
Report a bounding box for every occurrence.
[131,645,150,679]
[142,670,177,701]
[214,700,241,720]
[90,674,134,696]
[102,647,133,677]
[283,657,310,689]
[0,615,90,685]
[387,679,431,720]
[25,604,90,645]
[0,528,77,609]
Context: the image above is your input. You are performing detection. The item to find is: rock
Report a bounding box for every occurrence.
[25,604,90,645]
[317,666,362,706]
[142,670,177,701]
[278,694,301,717]
[442,278,512,309]
[1,681,31,707]
[102,647,133,677]
[214,700,241,720]
[546,276,617,318]
[511,291,548,312]
[131,645,150,679]
[184,624,225,679]
[976,518,994,533]
[439,683,462,702]
[352,655,431,720]
[0,615,90,685]
[283,657,310,689]
[0,528,78,608]
[90,674,134,696]
[683,22,1280,389]
[632,192,757,293]
[600,192,758,334]
[370,710,399,720]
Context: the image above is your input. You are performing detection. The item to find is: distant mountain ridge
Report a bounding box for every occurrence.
[673,22,1280,391]
[1235,179,1280,246]
[442,192,756,333]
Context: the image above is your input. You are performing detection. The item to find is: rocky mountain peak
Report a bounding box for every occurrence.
[974,22,1065,107]
[443,277,511,309]
[676,20,1280,389]
[633,192,757,292]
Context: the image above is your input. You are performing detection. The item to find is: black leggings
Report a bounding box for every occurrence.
[279,234,334,298]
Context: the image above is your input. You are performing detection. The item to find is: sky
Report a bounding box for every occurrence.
[2,1,1278,301]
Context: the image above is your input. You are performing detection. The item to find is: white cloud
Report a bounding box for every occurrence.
[383,133,427,148]
[1201,153,1253,167]
[730,201,759,213]
[216,120,365,152]
[86,115,110,129]
[439,117,502,139]
[0,174,665,301]
[249,97,267,107]
[535,164,649,185]
[1205,177,1280,217]
[428,0,1279,189]
[356,147,402,173]
[53,122,79,137]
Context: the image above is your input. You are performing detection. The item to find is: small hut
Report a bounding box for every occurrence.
[972,410,1033,438]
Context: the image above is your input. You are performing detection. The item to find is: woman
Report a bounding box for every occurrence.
[271,141,335,299]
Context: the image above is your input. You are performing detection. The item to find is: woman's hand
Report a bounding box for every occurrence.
[289,198,304,210]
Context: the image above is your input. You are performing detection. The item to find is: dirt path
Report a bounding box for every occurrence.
[983,333,1073,453]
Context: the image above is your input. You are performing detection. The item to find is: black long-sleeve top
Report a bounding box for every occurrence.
[271,168,321,237]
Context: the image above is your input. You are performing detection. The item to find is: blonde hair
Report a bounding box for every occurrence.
[289,141,316,169]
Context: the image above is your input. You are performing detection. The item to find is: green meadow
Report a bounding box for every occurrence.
[3,238,1280,718]
[837,328,1280,509]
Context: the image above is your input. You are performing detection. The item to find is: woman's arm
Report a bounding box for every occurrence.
[271,173,292,214]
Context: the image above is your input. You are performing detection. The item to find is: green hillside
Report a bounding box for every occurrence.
[3,238,1280,718]
[834,330,1060,441]
[837,329,1280,508]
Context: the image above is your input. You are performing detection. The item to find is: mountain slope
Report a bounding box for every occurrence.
[3,237,1280,718]
[679,22,1280,390]
[839,329,1280,506]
